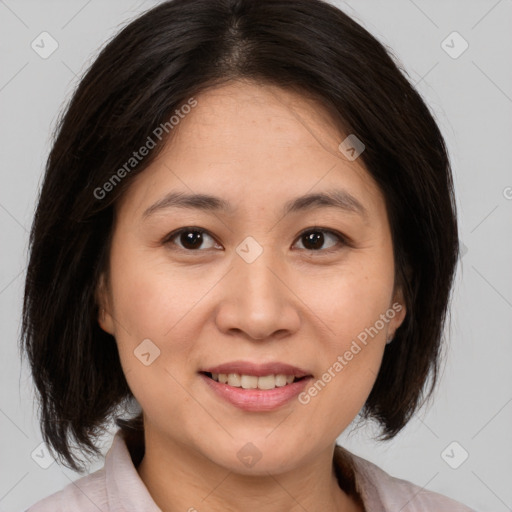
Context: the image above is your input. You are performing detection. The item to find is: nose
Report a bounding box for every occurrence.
[215,247,301,341]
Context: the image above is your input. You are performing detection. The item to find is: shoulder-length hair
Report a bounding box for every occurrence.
[21,0,459,472]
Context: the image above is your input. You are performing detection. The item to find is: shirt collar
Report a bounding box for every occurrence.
[105,428,162,511]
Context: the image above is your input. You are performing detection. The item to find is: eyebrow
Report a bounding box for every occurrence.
[142,189,368,220]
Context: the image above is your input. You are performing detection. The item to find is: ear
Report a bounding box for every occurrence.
[95,272,116,335]
[387,285,407,341]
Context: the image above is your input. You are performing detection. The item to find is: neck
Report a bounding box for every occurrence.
[134,427,364,512]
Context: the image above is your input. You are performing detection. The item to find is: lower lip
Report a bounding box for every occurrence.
[200,373,312,412]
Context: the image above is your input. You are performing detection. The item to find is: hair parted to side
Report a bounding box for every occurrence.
[20,0,459,472]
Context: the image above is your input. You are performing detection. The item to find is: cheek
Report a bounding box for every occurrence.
[107,244,203,375]
[294,253,394,426]
[107,254,203,430]
[304,251,395,342]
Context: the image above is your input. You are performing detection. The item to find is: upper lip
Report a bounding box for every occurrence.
[200,360,312,378]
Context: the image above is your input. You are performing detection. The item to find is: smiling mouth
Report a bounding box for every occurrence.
[200,371,309,390]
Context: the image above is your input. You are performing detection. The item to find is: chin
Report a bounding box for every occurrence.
[201,436,309,476]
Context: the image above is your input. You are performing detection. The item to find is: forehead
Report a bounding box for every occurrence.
[116,79,385,222]
[174,80,348,158]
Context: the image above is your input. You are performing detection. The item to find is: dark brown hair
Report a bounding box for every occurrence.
[21,0,459,472]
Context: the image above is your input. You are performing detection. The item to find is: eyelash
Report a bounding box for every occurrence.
[162,226,349,254]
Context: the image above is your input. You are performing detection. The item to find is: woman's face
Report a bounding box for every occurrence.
[98,80,406,474]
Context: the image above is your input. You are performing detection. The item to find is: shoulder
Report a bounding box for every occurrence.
[25,467,107,512]
[25,428,158,512]
[335,445,477,512]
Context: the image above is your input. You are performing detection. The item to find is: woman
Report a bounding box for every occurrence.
[22,0,475,510]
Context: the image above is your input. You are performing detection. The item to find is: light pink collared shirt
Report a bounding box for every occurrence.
[26,429,476,511]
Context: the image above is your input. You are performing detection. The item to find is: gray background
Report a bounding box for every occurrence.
[1,0,511,511]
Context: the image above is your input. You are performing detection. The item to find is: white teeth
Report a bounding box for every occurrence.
[241,375,258,389]
[274,374,287,387]
[209,373,301,390]
[227,373,241,387]
[257,375,276,390]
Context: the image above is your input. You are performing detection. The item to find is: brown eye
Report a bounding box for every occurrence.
[164,227,220,251]
[294,228,346,252]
